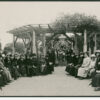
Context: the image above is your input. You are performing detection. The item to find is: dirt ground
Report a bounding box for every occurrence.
[0,66,100,96]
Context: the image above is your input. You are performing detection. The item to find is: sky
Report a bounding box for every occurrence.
[0,1,100,49]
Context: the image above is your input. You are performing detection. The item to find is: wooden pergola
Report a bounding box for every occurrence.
[8,24,54,56]
[8,23,76,57]
[8,23,98,56]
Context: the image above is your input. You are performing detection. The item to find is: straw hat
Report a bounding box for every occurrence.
[91,54,96,58]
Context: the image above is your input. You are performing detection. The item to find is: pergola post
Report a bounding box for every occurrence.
[36,37,39,58]
[74,34,78,54]
[43,33,46,56]
[12,35,18,55]
[32,30,36,54]
[83,29,87,52]
[94,33,97,53]
[71,41,74,50]
[22,38,27,54]
[89,43,91,56]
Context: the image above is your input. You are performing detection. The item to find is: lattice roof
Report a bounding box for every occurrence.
[7,24,54,39]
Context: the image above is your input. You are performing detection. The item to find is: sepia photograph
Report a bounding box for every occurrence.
[0,1,100,96]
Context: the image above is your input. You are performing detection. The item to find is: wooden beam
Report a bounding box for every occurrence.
[83,29,87,52]
[32,30,36,54]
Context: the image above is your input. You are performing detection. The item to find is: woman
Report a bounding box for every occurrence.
[46,50,54,73]
[4,54,12,76]
[65,53,76,76]
[40,59,47,75]
[74,53,84,77]
[88,54,96,77]
[31,54,39,76]
[25,55,32,76]
[18,55,26,77]
[68,53,76,76]
[0,55,12,85]
[91,53,100,90]
[11,54,20,80]
[78,52,91,79]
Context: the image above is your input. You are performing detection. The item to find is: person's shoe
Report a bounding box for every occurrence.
[94,87,100,91]
[79,77,84,80]
[75,76,78,78]
[0,87,2,91]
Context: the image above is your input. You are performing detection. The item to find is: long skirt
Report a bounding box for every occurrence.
[0,74,4,86]
[28,66,38,76]
[65,65,70,73]
[74,65,81,77]
[3,68,12,82]
[41,66,47,75]
[19,66,26,76]
[91,73,100,87]
[69,67,75,76]
[89,69,95,77]
[12,66,20,79]
[41,66,45,73]
[78,67,89,78]
[47,65,53,74]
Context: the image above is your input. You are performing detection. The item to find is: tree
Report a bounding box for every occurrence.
[51,13,100,52]
[3,42,25,54]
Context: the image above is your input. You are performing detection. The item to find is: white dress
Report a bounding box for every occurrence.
[88,60,96,76]
[78,57,91,78]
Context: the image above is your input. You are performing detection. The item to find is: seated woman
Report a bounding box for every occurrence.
[91,53,100,90]
[0,55,12,85]
[40,58,47,75]
[78,52,91,79]
[28,54,38,76]
[4,54,12,77]
[18,55,26,77]
[74,53,84,77]
[0,69,4,87]
[69,54,80,76]
[25,55,32,77]
[45,52,54,74]
[11,54,20,80]
[65,53,76,76]
[65,53,73,73]
[88,54,96,78]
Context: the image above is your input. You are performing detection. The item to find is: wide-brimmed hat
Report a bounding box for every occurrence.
[91,54,96,58]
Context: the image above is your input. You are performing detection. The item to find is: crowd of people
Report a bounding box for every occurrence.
[65,50,100,90]
[0,49,55,89]
[0,47,100,91]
